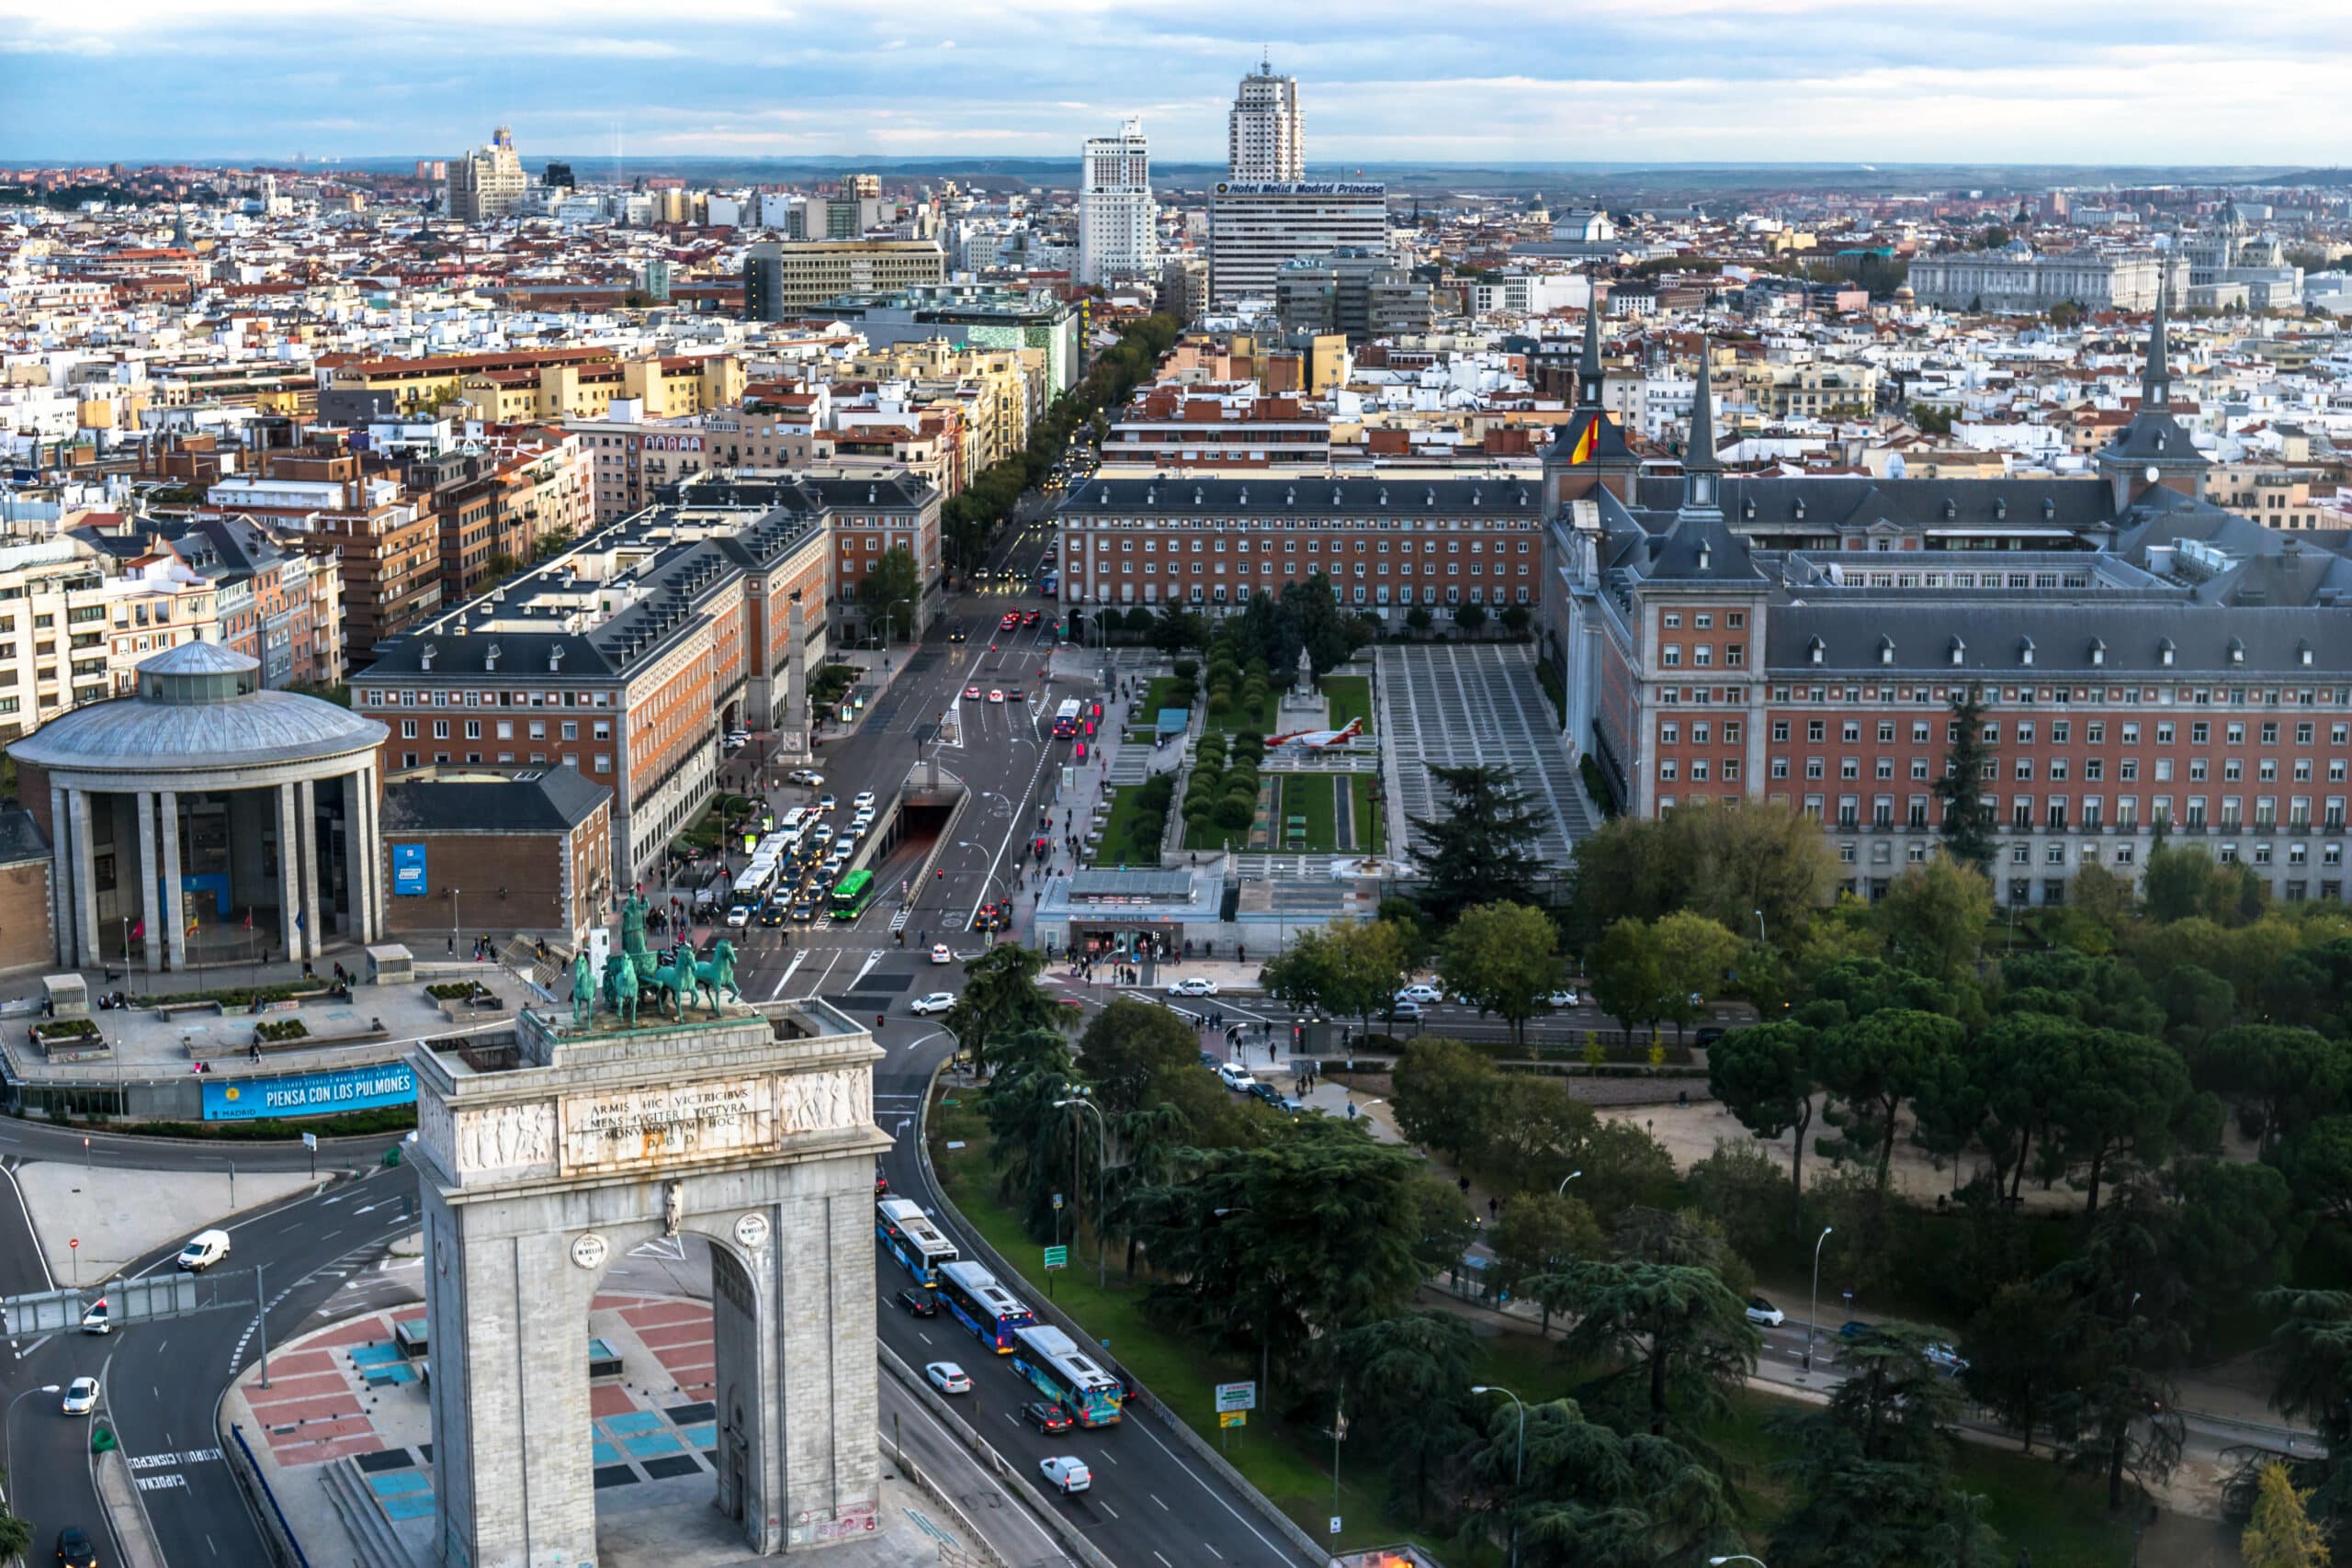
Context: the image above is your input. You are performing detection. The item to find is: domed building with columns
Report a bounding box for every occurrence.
[9,642,389,972]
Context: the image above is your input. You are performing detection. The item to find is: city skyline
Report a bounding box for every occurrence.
[3,0,2347,165]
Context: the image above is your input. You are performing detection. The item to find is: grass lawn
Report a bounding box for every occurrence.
[1321,674,1374,734]
[1142,675,1190,725]
[1280,774,1338,852]
[1091,786,1163,867]
[1205,687,1280,734]
[927,1093,1481,1561]
[1350,774,1385,853]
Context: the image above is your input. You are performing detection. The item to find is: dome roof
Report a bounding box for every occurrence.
[9,671,387,773]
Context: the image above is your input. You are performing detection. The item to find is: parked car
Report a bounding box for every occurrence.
[925,1362,971,1395]
[1838,1320,1874,1341]
[1395,983,1442,1005]
[1023,1402,1075,1434]
[1745,1296,1785,1327]
[61,1377,98,1416]
[1038,1455,1091,1495]
[930,943,955,964]
[1197,1049,1221,1070]
[1165,976,1218,997]
[1246,1080,1281,1107]
[910,992,957,1016]
[896,1288,938,1318]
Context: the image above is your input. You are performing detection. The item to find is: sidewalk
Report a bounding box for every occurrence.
[14,1159,321,1282]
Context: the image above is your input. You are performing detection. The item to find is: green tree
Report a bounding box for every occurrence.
[1815,1007,1963,1193]
[1552,1258,1761,1438]
[1707,1021,1820,1235]
[2281,1119,2352,1223]
[1326,1313,1479,1523]
[1931,686,1997,869]
[1464,1397,1742,1568]
[1649,910,1742,1040]
[1258,919,1410,1041]
[1455,601,1489,637]
[2245,1461,2333,1568]
[1962,1279,2082,1454]
[854,544,922,641]
[940,942,1059,1077]
[2258,1289,2352,1545]
[1439,900,1560,1047]
[980,1028,1087,1237]
[1075,998,1205,1118]
[0,1498,27,1564]
[1568,800,1835,957]
[1487,1191,1601,1330]
[1389,1036,1498,1160]
[2040,1183,2189,1509]
[2182,1024,2346,1152]
[2175,1160,2300,1356]
[1406,762,1549,921]
[1874,853,1993,986]
[1590,918,1669,1040]
[1131,1116,1442,1394]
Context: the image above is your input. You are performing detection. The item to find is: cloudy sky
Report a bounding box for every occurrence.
[1,0,2342,166]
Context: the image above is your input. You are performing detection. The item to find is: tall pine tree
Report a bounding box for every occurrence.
[1932,684,1998,870]
[1407,762,1549,921]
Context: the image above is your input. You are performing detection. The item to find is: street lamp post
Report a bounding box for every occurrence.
[1805,1224,1833,1373]
[1754,908,1767,944]
[1471,1384,1526,1568]
[1711,1558,1770,1567]
[1053,1097,1110,1292]
[1556,1169,1583,1196]
[4,1383,62,1492]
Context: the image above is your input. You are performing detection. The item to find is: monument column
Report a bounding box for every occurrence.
[297,777,322,962]
[68,787,98,968]
[277,782,300,963]
[160,789,187,972]
[48,783,74,968]
[136,791,164,975]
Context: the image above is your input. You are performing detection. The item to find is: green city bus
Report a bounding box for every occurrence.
[829,869,876,920]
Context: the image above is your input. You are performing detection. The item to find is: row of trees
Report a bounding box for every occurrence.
[1076,571,1536,658]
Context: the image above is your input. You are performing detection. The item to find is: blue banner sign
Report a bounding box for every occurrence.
[202,1062,416,1122]
[392,843,428,896]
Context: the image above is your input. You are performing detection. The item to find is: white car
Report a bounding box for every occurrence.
[1745,1296,1785,1327]
[1039,1455,1092,1495]
[930,944,955,965]
[816,793,839,811]
[1395,983,1442,1005]
[1546,988,1580,1009]
[853,791,877,813]
[1924,1342,1971,1376]
[1165,976,1218,998]
[852,810,876,832]
[787,768,823,786]
[61,1377,98,1416]
[910,992,957,1016]
[1389,999,1423,1021]
[1217,1062,1254,1092]
[989,689,1006,704]
[725,905,752,929]
[925,1361,971,1395]
[809,823,835,845]
[724,730,750,749]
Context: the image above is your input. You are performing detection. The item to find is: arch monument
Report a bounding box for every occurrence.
[407,958,890,1566]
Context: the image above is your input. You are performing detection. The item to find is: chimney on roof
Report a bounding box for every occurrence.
[420,640,436,671]
[549,644,565,672]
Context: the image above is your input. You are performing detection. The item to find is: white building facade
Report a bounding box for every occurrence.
[1079,118,1159,288]
[1208,182,1388,306]
[1228,62,1304,182]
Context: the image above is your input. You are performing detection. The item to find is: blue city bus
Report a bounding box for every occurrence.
[933,1260,1035,1353]
[876,1197,958,1285]
[1011,1325,1125,1427]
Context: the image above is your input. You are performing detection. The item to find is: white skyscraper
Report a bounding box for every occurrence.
[1079,118,1158,288]
[1228,58,1304,182]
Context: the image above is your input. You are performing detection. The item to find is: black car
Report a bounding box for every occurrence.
[1198,1049,1220,1070]
[56,1529,98,1568]
[1022,1401,1075,1434]
[897,1287,938,1318]
[1246,1080,1282,1107]
[758,903,788,927]
[948,622,967,643]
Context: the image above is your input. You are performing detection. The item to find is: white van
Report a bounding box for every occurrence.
[178,1228,231,1272]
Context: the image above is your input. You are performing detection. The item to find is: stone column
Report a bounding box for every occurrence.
[136,792,164,975]
[343,768,373,946]
[68,788,98,969]
[48,784,74,968]
[277,782,300,965]
[161,790,187,972]
[297,777,322,962]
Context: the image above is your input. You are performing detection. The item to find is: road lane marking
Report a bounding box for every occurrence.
[1098,1501,1119,1519]
[1150,1493,1169,1510]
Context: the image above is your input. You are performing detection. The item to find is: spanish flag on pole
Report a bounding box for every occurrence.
[1566,418,1599,466]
